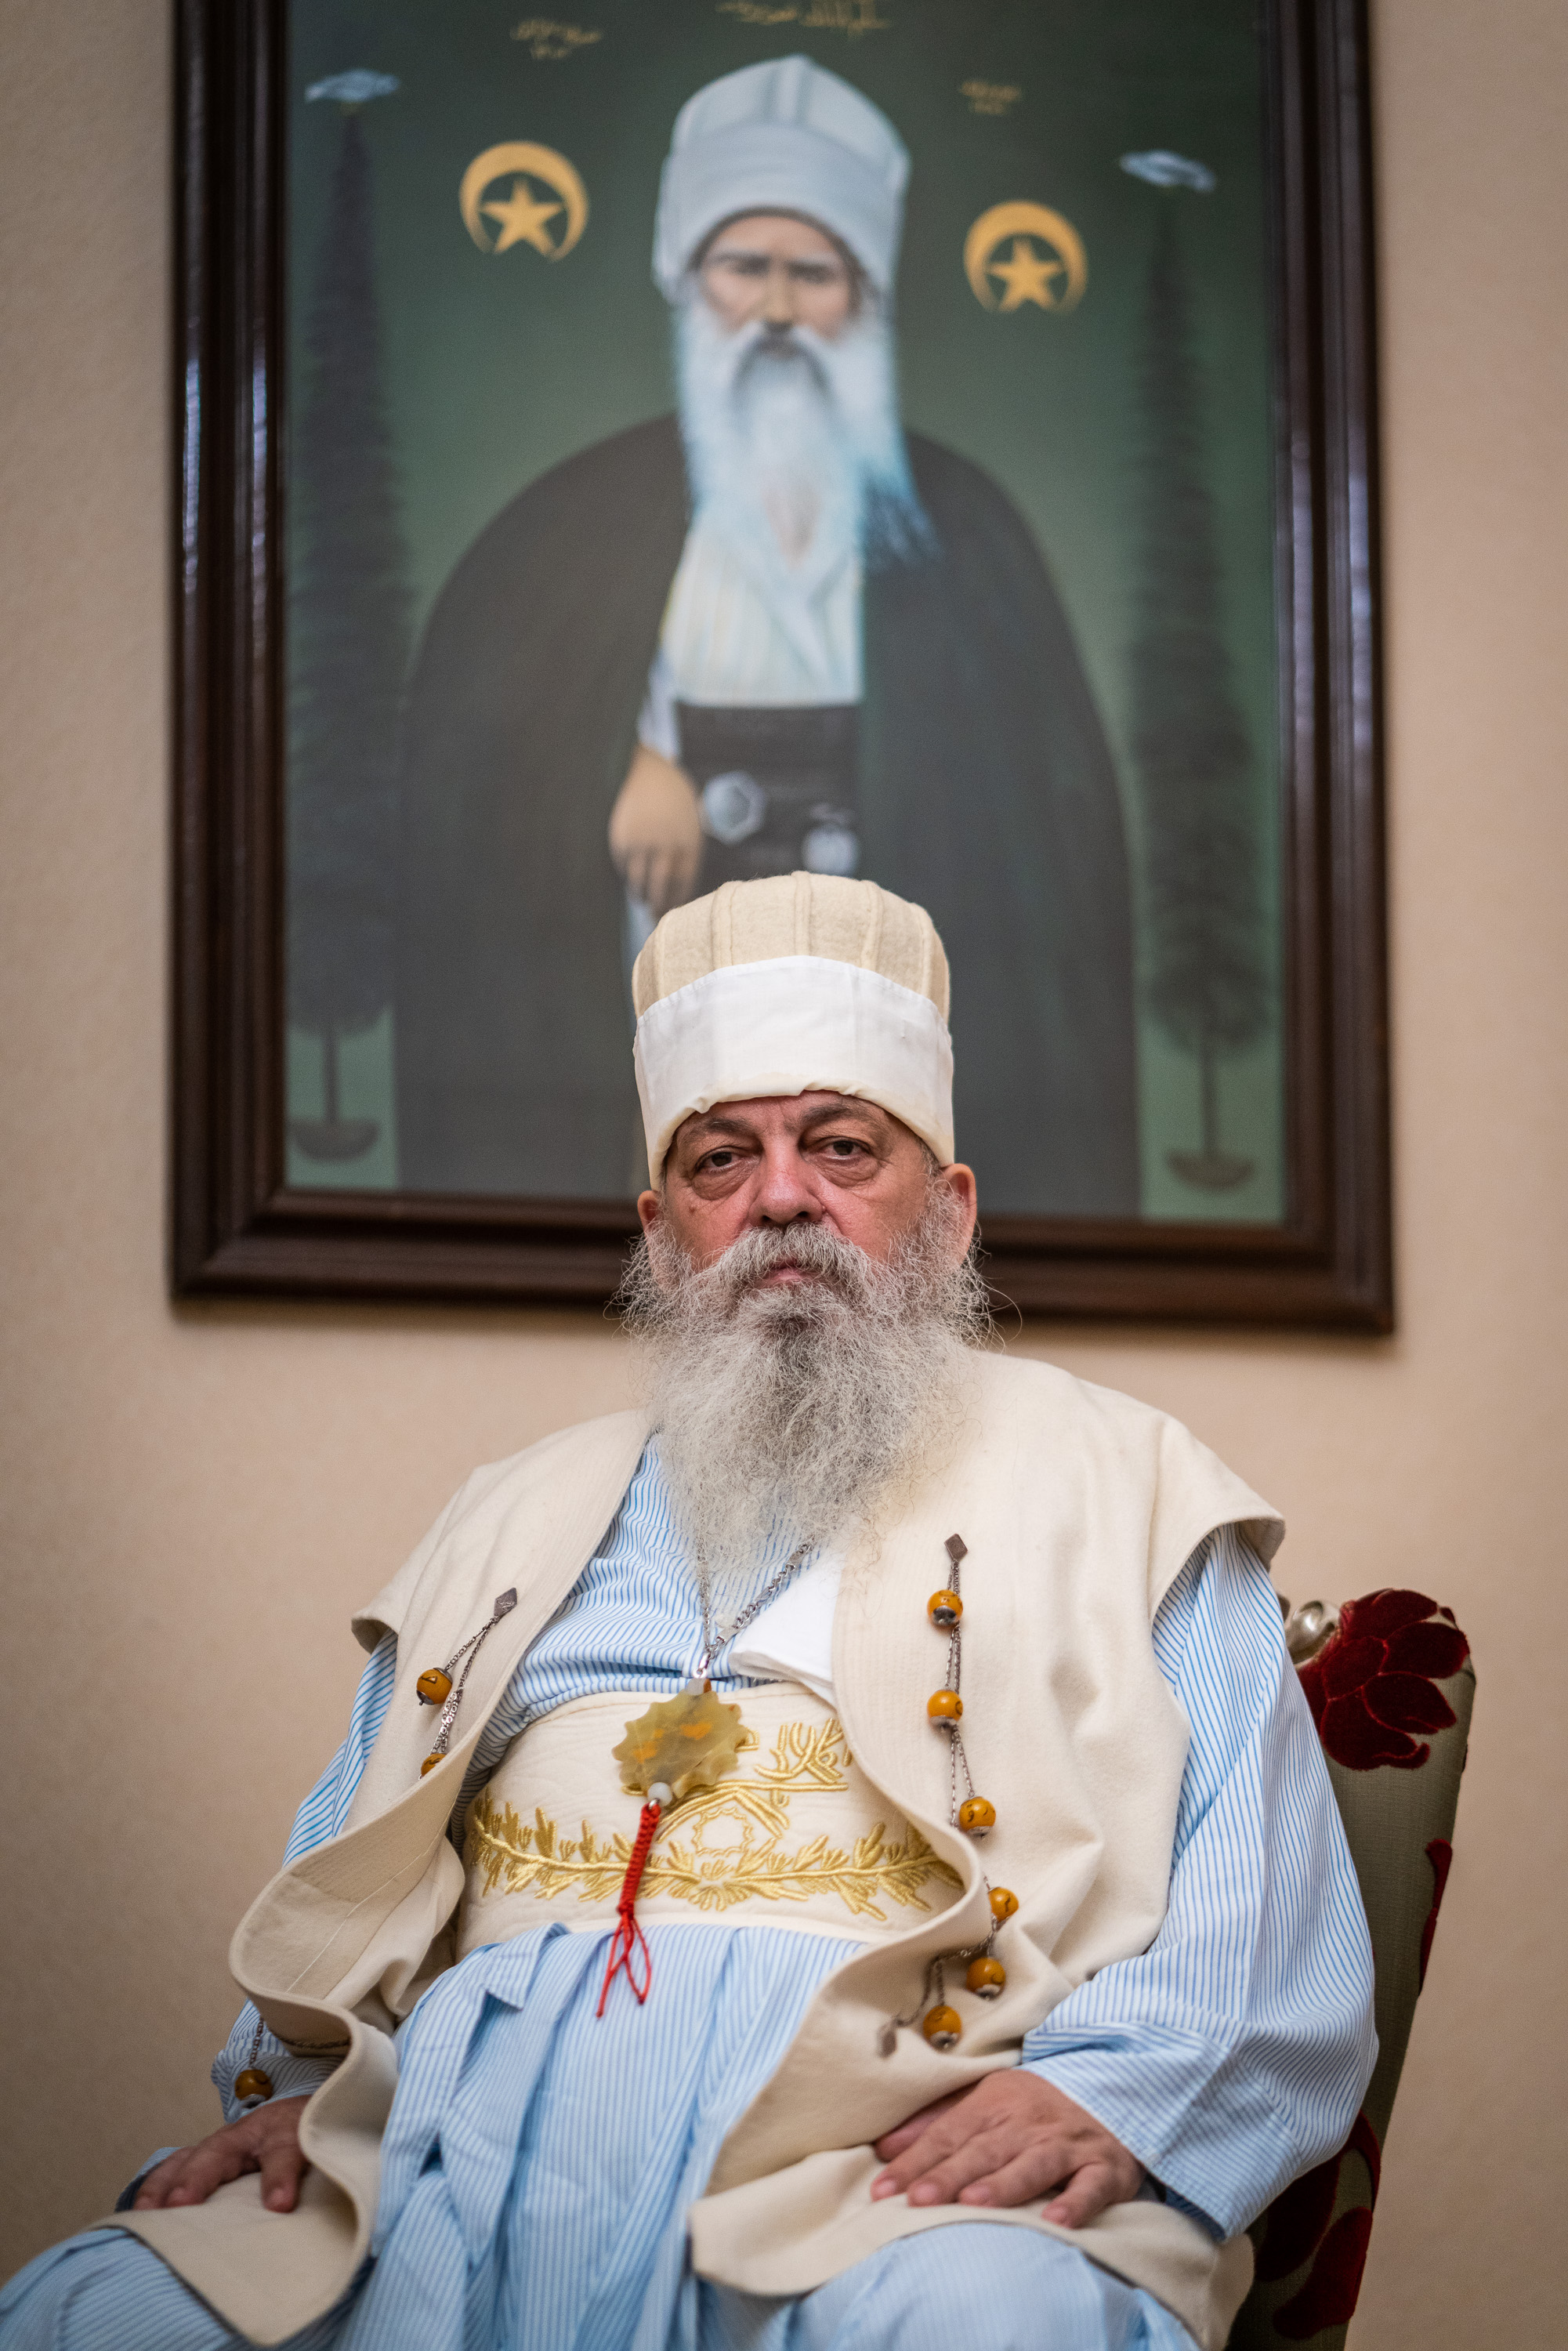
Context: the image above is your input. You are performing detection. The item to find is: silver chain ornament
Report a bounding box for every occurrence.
[688,1541,814,1687]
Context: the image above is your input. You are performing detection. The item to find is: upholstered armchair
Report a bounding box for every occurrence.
[1228,1592,1474,2349]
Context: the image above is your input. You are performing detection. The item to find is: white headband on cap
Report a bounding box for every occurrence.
[653,53,910,299]
[634,955,954,1183]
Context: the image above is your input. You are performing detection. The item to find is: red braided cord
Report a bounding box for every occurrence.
[596,1800,661,2017]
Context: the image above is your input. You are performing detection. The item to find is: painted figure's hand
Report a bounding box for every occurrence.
[871,2070,1145,2227]
[132,2094,311,2214]
[609,745,703,917]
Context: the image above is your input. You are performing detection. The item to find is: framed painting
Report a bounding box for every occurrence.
[172,0,1391,1325]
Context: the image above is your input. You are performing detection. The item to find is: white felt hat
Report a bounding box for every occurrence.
[652,54,910,299]
[632,874,954,1183]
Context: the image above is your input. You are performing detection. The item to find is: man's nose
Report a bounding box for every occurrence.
[752,1143,819,1224]
[761,263,798,328]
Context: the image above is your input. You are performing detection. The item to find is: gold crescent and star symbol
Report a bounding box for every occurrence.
[459,141,588,259]
[964,201,1087,314]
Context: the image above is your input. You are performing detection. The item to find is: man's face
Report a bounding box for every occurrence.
[637,1092,977,1284]
[697,213,856,341]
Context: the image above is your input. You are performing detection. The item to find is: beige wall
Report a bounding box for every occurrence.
[2,0,1563,2338]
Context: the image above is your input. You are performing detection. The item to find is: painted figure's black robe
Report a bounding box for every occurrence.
[395,416,1138,1215]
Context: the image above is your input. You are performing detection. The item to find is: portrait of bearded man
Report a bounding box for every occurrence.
[394,53,1139,1215]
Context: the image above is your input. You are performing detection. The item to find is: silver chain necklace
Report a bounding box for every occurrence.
[688,1541,814,1686]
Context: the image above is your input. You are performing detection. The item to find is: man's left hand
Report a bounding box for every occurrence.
[871,2071,1145,2227]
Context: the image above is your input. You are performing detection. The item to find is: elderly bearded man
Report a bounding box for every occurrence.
[395,53,1139,1218]
[0,878,1374,2351]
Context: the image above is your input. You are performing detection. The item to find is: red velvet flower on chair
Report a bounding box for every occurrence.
[1298,1589,1469,1771]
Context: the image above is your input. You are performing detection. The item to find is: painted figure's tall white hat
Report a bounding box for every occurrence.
[632,873,954,1183]
[653,53,911,298]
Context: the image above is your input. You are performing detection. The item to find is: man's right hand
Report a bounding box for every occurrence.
[608,744,704,917]
[132,2094,311,2214]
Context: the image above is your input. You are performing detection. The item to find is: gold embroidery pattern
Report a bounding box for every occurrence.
[466,1719,961,1922]
[717,1,890,32]
[512,19,603,60]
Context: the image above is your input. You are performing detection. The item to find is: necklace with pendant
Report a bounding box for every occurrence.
[597,1540,813,2014]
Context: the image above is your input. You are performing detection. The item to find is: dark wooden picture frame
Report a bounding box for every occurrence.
[171,0,1390,1328]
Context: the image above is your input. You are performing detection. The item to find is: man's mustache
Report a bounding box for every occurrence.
[730,321,832,401]
[707,1222,869,1307]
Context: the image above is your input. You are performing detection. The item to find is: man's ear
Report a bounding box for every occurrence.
[940,1162,979,1260]
[636,1188,662,1235]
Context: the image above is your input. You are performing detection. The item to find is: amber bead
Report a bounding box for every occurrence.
[420,1750,445,1776]
[966,1955,1006,2000]
[234,2068,273,2102]
[989,1885,1019,1922]
[927,1689,963,1722]
[416,1666,453,1707]
[922,2004,962,2050]
[928,1589,963,1630]
[958,1795,996,1836]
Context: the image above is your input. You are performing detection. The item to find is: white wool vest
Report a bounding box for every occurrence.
[104,1357,1281,2351]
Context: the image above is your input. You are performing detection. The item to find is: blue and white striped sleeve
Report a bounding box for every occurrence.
[212,1632,399,2119]
[1019,1527,1377,2240]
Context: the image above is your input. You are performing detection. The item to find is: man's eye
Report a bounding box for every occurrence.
[701,1150,737,1170]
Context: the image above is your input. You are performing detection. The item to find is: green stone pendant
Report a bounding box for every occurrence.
[612,1688,748,1804]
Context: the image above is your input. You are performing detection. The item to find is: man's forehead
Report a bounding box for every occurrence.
[704,212,843,260]
[677,1092,894,1144]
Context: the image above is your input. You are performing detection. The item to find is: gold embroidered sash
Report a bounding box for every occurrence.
[457,1685,962,1958]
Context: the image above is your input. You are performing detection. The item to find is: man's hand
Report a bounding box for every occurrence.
[132,2095,311,2215]
[871,2072,1144,2228]
[608,745,703,917]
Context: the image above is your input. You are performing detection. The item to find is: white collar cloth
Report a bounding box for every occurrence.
[728,1548,844,1707]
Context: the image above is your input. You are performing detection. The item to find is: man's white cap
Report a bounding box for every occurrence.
[632,874,954,1183]
[652,54,910,299]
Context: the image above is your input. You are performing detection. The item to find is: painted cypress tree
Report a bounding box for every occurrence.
[1128,201,1270,1190]
[287,100,411,1162]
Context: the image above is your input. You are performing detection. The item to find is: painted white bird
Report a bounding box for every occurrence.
[1120,150,1218,193]
[305,69,400,106]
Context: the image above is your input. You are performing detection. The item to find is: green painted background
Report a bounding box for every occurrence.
[284,0,1286,1223]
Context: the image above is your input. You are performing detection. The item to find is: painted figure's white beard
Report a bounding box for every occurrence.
[619,1195,989,1594]
[675,297,930,576]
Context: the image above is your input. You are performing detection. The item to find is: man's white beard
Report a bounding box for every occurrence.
[675,295,931,576]
[619,1193,989,1595]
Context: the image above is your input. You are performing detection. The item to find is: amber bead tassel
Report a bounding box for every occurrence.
[234,2016,273,2103]
[415,1588,518,1777]
[966,1955,1006,1999]
[887,1533,1011,2059]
